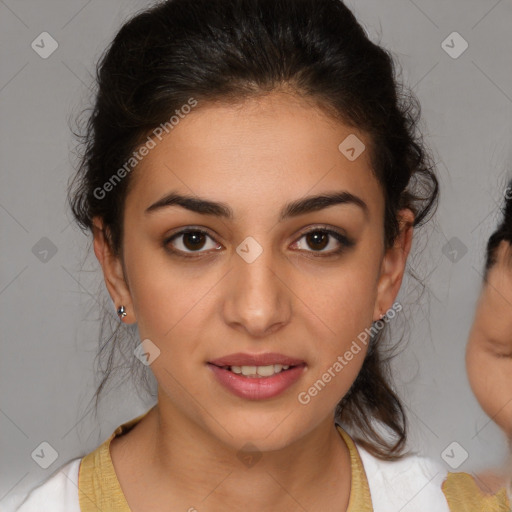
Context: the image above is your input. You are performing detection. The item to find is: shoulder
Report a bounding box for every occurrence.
[355,442,511,512]
[442,470,511,511]
[356,443,451,511]
[1,458,82,512]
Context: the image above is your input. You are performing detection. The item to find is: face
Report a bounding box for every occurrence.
[467,240,512,439]
[93,91,413,451]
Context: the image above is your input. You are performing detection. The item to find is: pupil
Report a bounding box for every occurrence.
[184,232,205,251]
[307,232,328,250]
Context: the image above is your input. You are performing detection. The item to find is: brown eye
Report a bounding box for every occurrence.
[293,228,355,256]
[182,232,207,251]
[305,231,329,251]
[165,229,221,255]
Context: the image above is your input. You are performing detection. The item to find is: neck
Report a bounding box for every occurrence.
[141,393,352,511]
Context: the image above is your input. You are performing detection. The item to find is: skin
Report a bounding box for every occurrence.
[466,240,512,495]
[92,90,414,511]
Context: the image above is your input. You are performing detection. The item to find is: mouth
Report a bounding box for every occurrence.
[206,354,307,400]
[208,362,305,378]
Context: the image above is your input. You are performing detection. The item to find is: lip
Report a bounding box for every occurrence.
[208,352,305,367]
[207,362,307,400]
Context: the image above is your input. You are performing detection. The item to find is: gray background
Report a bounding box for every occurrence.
[1,0,511,506]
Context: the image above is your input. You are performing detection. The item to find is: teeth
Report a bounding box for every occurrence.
[241,365,257,376]
[257,365,278,377]
[228,364,292,377]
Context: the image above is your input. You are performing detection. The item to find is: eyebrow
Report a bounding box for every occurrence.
[144,190,369,221]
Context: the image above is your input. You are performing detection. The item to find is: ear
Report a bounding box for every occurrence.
[92,216,135,323]
[373,208,414,321]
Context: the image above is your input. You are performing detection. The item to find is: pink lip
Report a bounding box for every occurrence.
[208,352,305,367]
[207,362,307,400]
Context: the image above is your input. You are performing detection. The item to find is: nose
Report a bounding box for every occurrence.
[222,244,292,338]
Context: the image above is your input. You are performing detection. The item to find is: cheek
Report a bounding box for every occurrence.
[303,255,380,339]
[294,258,380,397]
[484,369,512,435]
[468,347,512,433]
[122,239,205,341]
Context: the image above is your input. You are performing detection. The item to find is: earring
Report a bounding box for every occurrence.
[117,305,127,319]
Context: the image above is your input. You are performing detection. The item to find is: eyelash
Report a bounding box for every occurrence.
[493,349,512,359]
[163,226,355,259]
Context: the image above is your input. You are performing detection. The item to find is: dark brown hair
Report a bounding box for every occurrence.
[484,179,512,276]
[68,0,439,461]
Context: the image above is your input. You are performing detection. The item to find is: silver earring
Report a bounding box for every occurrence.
[117,305,127,319]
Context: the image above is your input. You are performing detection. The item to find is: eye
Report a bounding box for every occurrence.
[163,226,355,259]
[164,228,221,257]
[292,227,355,257]
[491,344,512,359]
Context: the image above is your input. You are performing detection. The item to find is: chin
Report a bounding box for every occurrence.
[209,415,305,451]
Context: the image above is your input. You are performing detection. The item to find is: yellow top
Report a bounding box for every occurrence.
[442,472,510,512]
[77,408,510,512]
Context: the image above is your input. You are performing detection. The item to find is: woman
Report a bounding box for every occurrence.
[466,180,512,502]
[10,0,510,510]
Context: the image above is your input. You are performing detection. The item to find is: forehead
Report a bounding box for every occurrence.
[125,92,383,220]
